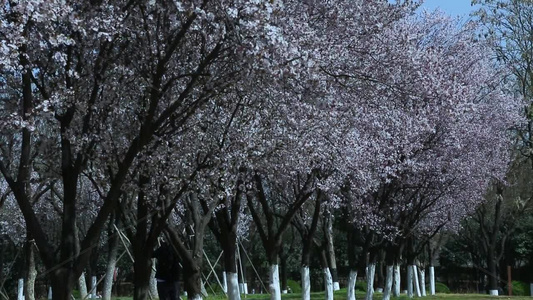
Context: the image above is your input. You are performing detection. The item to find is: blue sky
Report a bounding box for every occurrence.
[418,0,480,18]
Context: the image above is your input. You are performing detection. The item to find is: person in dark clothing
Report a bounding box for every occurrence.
[153,241,181,300]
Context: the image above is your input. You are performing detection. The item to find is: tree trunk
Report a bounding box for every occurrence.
[375,262,384,293]
[419,268,426,297]
[102,216,119,300]
[224,243,240,300]
[365,262,376,300]
[323,268,334,300]
[280,254,288,294]
[429,266,435,295]
[301,267,311,300]
[269,264,281,300]
[79,274,88,300]
[382,266,393,300]
[133,256,152,300]
[407,265,413,298]
[227,272,240,300]
[393,265,401,297]
[324,207,340,291]
[184,266,203,300]
[347,270,357,300]
[488,250,499,295]
[223,272,228,294]
[50,269,76,300]
[25,239,36,300]
[413,265,421,297]
[149,260,158,299]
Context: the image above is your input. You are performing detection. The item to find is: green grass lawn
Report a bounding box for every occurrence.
[183,288,533,300]
[112,289,533,300]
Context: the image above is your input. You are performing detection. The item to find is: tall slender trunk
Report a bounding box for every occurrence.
[375,262,384,293]
[301,237,313,300]
[347,270,357,300]
[227,272,240,300]
[413,265,421,297]
[393,265,401,297]
[324,207,339,291]
[133,255,152,300]
[320,248,333,300]
[224,242,240,300]
[50,269,77,300]
[301,267,311,300]
[79,274,88,300]
[429,266,435,295]
[280,256,288,293]
[25,237,36,300]
[365,262,376,300]
[347,227,359,300]
[407,265,413,298]
[269,264,281,300]
[382,266,393,300]
[102,216,120,300]
[149,259,158,299]
[488,250,499,295]
[419,267,426,297]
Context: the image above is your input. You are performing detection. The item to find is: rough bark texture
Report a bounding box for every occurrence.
[347,270,357,300]
[323,268,334,300]
[419,268,426,297]
[227,272,241,300]
[149,259,158,299]
[413,265,421,297]
[102,216,119,300]
[393,265,401,297]
[133,255,152,300]
[301,267,311,300]
[269,265,281,300]
[429,266,435,295]
[365,263,376,300]
[382,266,393,300]
[324,207,339,291]
[78,274,88,300]
[25,240,36,300]
[407,266,413,298]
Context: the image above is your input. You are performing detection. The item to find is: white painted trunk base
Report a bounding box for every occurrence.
[282,290,288,294]
[366,263,376,300]
[190,295,203,300]
[489,289,498,296]
[393,265,401,297]
[301,267,311,300]
[419,269,426,297]
[79,272,88,299]
[382,266,393,300]
[429,267,435,296]
[223,272,228,294]
[18,279,24,300]
[227,272,241,300]
[323,268,334,300]
[413,266,421,297]
[347,270,357,300]
[150,259,158,299]
[333,282,340,291]
[269,265,281,300]
[91,276,97,299]
[375,288,383,293]
[239,283,248,295]
[48,287,52,300]
[407,265,413,298]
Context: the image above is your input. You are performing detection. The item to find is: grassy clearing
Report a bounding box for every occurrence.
[175,288,533,300]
